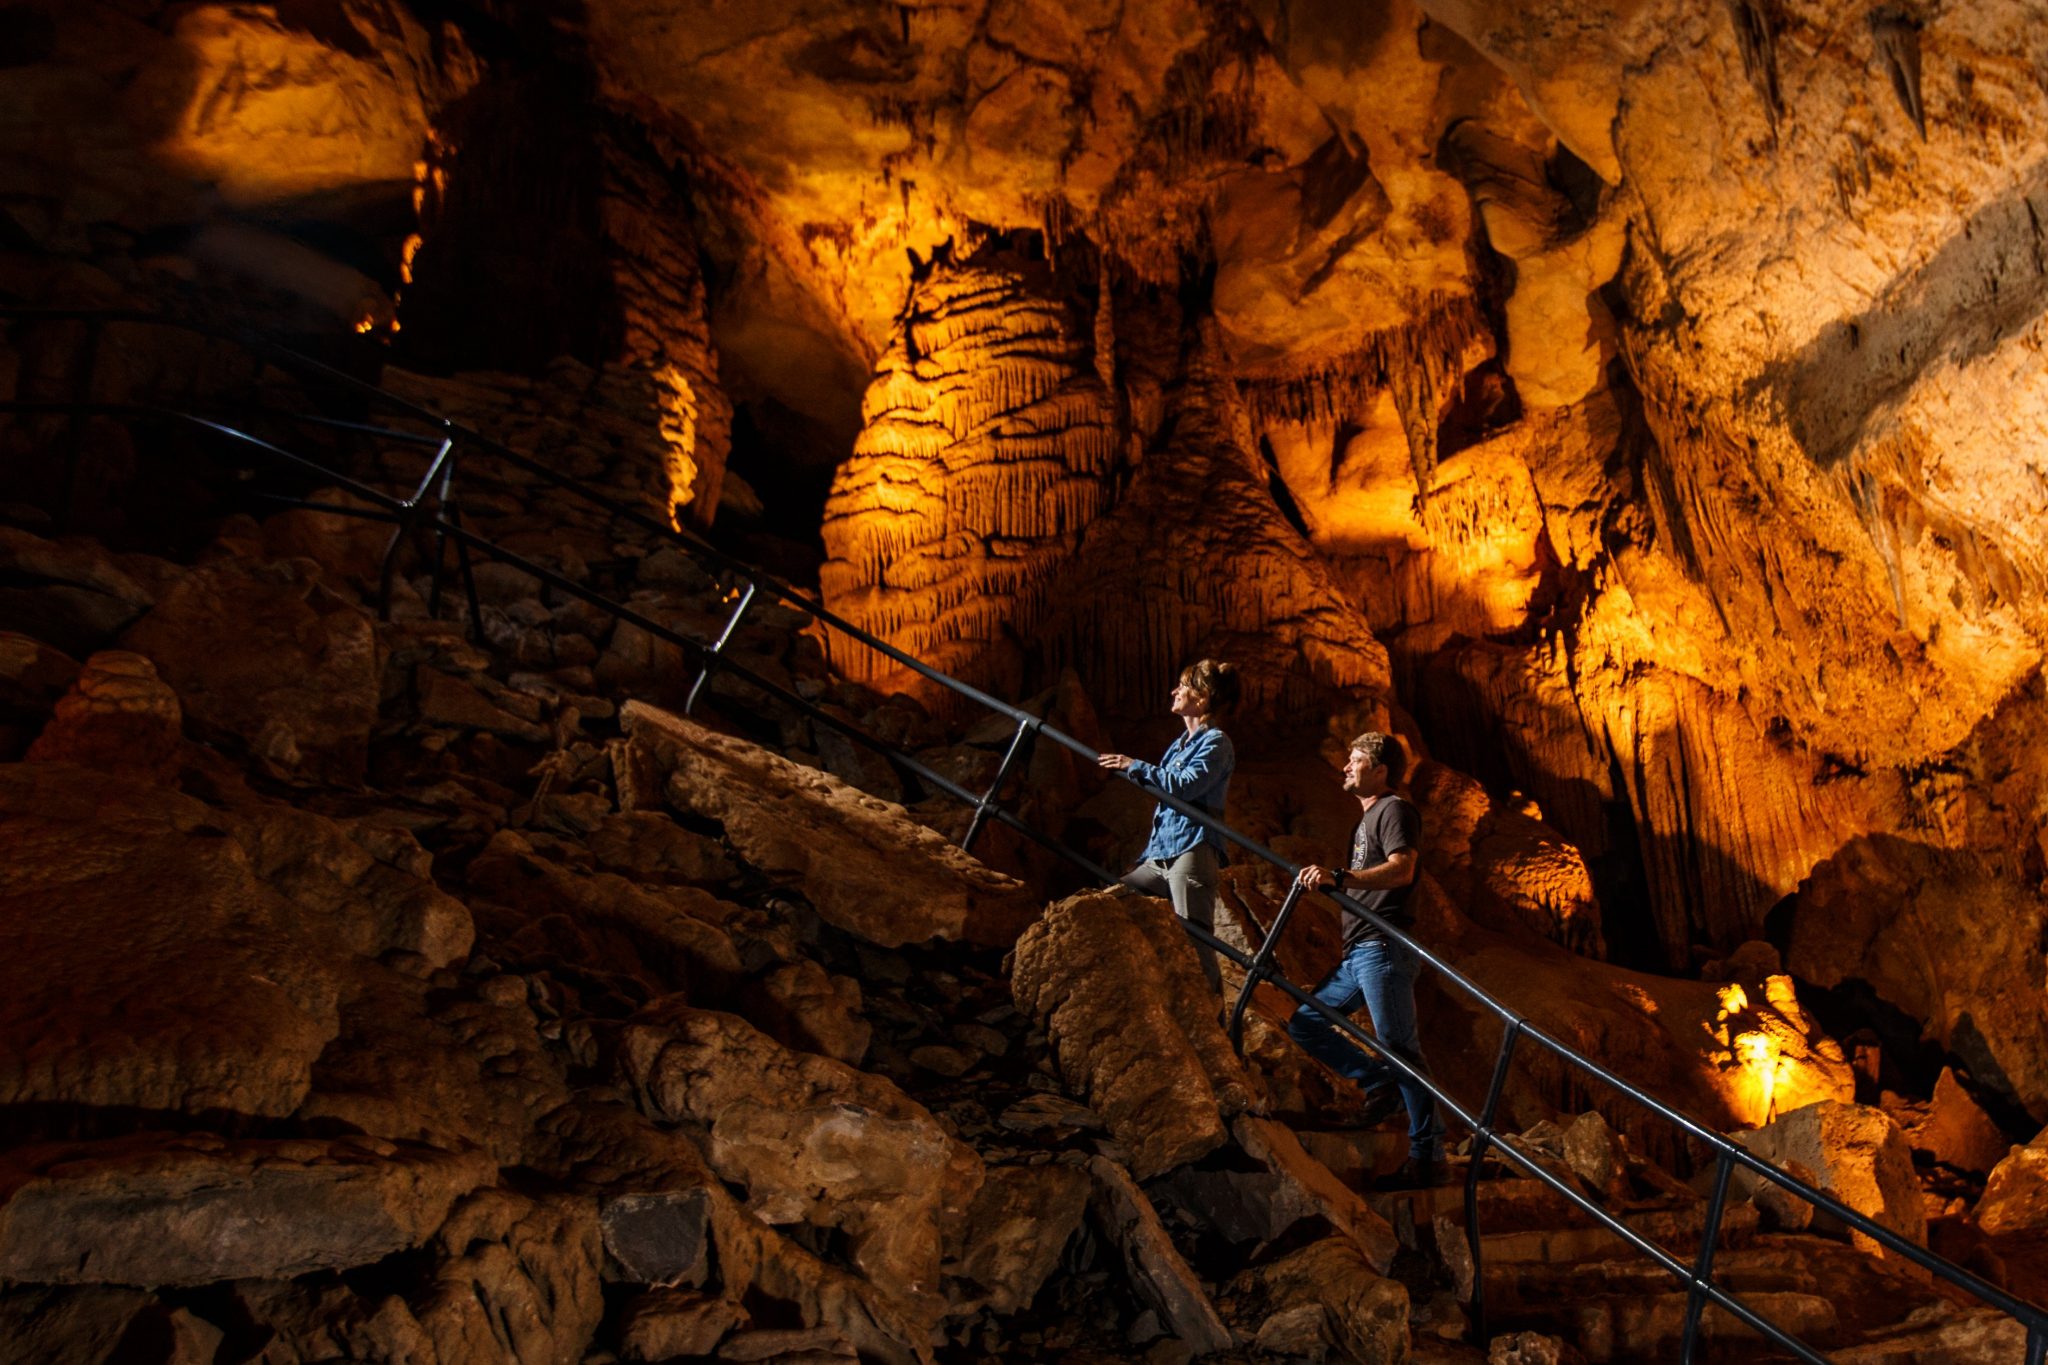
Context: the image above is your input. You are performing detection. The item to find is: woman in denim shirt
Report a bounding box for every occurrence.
[1096,658,1241,993]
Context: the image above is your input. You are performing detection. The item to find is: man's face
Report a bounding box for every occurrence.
[1341,748,1388,796]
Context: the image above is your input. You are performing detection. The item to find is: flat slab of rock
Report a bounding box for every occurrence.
[0,1134,494,1285]
[1011,889,1257,1179]
[1234,1115,1400,1272]
[1088,1156,1233,1356]
[621,702,1038,948]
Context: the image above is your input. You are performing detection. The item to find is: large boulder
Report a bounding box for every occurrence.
[1011,888,1258,1179]
[621,702,1039,948]
[24,649,183,781]
[0,530,155,657]
[1733,1101,1925,1258]
[1783,837,2048,1121]
[610,1000,983,1324]
[1219,1236,1409,1363]
[0,764,341,1118]
[1973,1127,2048,1236]
[123,555,380,786]
[0,1134,494,1286]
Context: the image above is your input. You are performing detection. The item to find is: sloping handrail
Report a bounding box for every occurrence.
[4,304,2043,1364]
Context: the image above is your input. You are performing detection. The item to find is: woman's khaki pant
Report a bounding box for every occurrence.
[1119,844,1223,993]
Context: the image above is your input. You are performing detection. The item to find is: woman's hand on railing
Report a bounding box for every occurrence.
[1095,752,1136,771]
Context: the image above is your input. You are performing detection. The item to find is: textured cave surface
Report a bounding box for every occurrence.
[4,0,2048,1360]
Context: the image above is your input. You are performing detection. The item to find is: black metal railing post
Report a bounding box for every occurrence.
[1680,1151,1737,1362]
[2029,1324,2046,1365]
[376,434,455,621]
[684,579,757,715]
[960,714,1038,853]
[1465,1018,1524,1342]
[1226,879,1306,1049]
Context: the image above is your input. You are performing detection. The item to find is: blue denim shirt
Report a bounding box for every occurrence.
[1130,725,1235,863]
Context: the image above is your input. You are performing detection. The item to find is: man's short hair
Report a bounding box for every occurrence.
[1349,731,1405,784]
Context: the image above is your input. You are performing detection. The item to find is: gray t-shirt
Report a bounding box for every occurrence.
[1341,794,1421,945]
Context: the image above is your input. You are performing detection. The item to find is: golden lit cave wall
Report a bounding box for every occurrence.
[819,247,1121,700]
[821,244,1393,727]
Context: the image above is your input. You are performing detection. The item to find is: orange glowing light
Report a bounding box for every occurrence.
[1734,1030,1778,1123]
[399,234,422,285]
[354,316,376,334]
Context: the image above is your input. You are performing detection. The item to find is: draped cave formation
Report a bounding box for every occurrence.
[4,0,2048,1361]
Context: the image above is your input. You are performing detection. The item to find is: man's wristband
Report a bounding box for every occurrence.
[1332,868,1347,891]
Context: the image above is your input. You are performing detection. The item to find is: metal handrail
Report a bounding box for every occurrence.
[6,304,2044,1362]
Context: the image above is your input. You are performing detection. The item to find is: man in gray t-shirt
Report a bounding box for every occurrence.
[1289,731,1444,1187]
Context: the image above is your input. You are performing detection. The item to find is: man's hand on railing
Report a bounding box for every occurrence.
[1295,864,1337,890]
[1095,752,1136,771]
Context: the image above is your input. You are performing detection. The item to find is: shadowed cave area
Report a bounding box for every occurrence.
[4,0,2048,1361]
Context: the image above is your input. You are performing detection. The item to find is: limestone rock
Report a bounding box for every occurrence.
[411,1189,605,1365]
[1785,837,2048,1121]
[1833,1307,2029,1364]
[224,800,473,968]
[0,1134,494,1286]
[819,246,1120,702]
[0,633,79,742]
[617,1288,747,1361]
[623,701,1038,948]
[1973,1127,2048,1236]
[1489,1331,1585,1365]
[297,968,566,1168]
[0,1286,164,1365]
[1233,1114,1400,1272]
[1889,1068,2014,1178]
[1561,1112,1621,1197]
[123,555,379,785]
[466,828,743,1000]
[1086,1156,1233,1356]
[128,2,478,209]
[1733,1101,1925,1257]
[614,1000,982,1322]
[587,809,738,885]
[24,650,182,780]
[0,764,340,1117]
[944,1163,1090,1314]
[0,529,155,656]
[601,1188,713,1287]
[1011,889,1254,1179]
[747,958,873,1066]
[1219,1236,1409,1364]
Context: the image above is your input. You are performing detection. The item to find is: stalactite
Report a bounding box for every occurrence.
[1870,7,1927,139]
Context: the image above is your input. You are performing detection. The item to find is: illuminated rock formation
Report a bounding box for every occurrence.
[819,243,1120,699]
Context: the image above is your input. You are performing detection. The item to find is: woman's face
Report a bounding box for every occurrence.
[1171,678,1210,718]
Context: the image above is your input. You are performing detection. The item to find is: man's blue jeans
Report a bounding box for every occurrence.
[1288,935,1443,1159]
